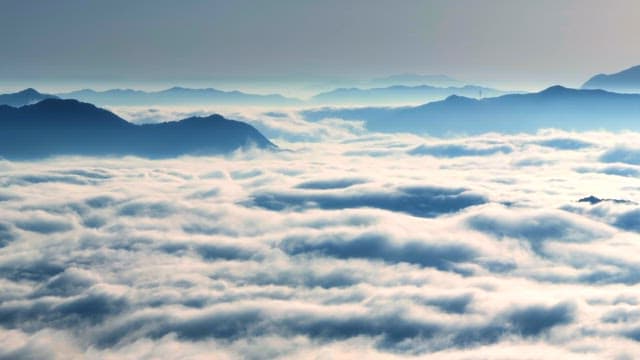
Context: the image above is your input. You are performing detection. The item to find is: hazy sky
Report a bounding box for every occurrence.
[2,0,640,92]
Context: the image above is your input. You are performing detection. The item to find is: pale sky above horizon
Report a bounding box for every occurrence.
[2,0,640,93]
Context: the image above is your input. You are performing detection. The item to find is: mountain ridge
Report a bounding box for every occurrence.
[304,85,640,135]
[0,98,275,159]
[369,74,464,87]
[311,84,514,105]
[56,87,303,106]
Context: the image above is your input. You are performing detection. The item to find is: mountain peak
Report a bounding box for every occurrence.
[166,86,189,91]
[582,64,640,92]
[19,88,41,95]
[539,85,570,94]
[0,88,58,107]
[31,97,93,109]
[443,94,476,103]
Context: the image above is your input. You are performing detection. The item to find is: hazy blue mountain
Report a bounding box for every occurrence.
[57,86,303,106]
[0,99,275,159]
[370,74,464,87]
[582,65,640,92]
[311,84,513,105]
[578,196,633,205]
[304,86,640,135]
[0,88,58,106]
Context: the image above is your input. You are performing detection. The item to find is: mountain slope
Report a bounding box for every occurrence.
[0,88,58,107]
[303,86,640,135]
[57,87,302,106]
[0,99,275,159]
[582,65,640,92]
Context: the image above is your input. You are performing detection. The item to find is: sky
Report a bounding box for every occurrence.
[6,3,640,357]
[2,0,640,93]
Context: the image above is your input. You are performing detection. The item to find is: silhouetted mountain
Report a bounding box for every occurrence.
[57,87,302,106]
[582,65,640,92]
[0,99,275,159]
[578,196,634,205]
[370,74,463,87]
[303,86,640,135]
[0,88,58,107]
[311,84,513,105]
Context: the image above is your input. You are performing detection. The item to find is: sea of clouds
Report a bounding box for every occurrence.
[3,107,640,359]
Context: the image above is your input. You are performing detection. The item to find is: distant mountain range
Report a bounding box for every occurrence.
[304,86,640,135]
[54,87,303,106]
[369,74,464,88]
[311,84,513,105]
[0,88,58,107]
[1,83,515,108]
[582,65,640,93]
[0,99,275,159]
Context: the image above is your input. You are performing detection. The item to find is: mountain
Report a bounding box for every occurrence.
[578,196,633,205]
[369,74,464,87]
[0,88,58,106]
[582,65,640,93]
[57,87,303,106]
[0,99,275,159]
[303,86,640,135]
[311,84,513,106]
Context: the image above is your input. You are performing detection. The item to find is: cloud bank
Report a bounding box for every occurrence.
[2,110,640,359]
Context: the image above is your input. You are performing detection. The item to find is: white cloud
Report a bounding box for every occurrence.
[2,113,640,358]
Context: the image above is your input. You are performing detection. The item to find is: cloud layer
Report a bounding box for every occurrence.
[2,110,640,359]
